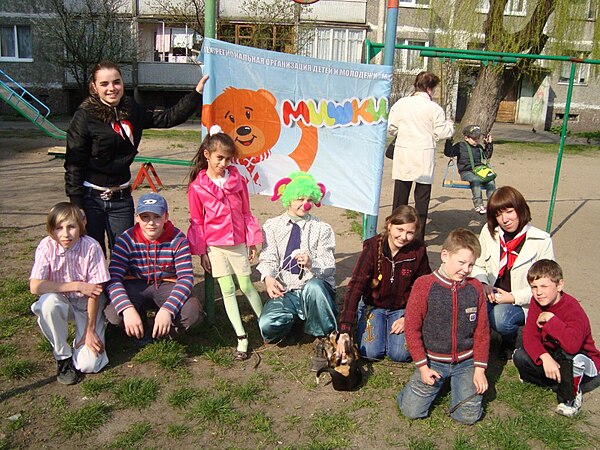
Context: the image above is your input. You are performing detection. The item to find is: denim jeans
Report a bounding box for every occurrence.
[397,358,483,425]
[356,301,411,362]
[83,189,134,254]
[487,302,525,347]
[460,171,496,208]
[259,278,338,342]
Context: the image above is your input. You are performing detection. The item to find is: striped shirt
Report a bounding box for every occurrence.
[107,222,194,317]
[30,235,110,299]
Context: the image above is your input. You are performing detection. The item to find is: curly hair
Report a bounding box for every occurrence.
[280,171,323,208]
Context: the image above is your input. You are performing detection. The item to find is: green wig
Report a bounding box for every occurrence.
[271,171,326,208]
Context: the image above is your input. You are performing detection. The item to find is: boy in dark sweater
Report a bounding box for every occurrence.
[397,228,489,425]
[105,193,203,344]
[444,124,495,214]
[513,260,600,417]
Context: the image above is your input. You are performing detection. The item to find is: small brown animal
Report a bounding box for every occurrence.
[316,331,362,391]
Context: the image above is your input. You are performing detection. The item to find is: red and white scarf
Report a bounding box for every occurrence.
[233,150,271,186]
[498,223,530,277]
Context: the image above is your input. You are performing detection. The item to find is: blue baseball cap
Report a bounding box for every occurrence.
[136,193,168,215]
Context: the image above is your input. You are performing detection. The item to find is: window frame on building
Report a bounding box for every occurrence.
[558,53,590,86]
[398,0,431,8]
[298,27,366,63]
[477,0,527,16]
[394,38,429,74]
[0,25,33,62]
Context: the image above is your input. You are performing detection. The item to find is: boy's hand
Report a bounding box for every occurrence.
[75,330,104,356]
[419,365,441,386]
[200,254,212,274]
[78,282,103,299]
[264,276,285,298]
[390,317,405,334]
[484,133,492,144]
[152,308,172,339]
[536,312,555,328]
[482,284,496,303]
[122,307,144,339]
[336,333,350,360]
[248,245,257,262]
[473,367,488,394]
[540,353,561,382]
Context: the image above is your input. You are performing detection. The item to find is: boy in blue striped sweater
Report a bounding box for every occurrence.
[106,193,203,344]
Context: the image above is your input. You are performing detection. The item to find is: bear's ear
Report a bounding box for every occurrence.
[257,89,277,107]
[314,182,327,207]
[271,177,292,202]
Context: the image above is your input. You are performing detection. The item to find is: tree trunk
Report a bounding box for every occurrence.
[458,65,513,138]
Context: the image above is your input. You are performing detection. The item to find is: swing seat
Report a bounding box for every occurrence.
[442,158,471,189]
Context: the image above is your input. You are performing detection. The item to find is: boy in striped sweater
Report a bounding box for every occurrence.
[106,193,202,344]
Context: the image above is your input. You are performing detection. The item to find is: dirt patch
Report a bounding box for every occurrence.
[1,128,600,448]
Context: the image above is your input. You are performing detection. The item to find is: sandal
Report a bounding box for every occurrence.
[235,334,249,361]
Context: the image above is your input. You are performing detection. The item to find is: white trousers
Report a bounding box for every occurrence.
[31,293,109,373]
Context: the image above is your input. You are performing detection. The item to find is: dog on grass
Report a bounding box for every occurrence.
[316,331,362,391]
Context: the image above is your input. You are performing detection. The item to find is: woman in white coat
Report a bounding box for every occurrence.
[471,186,554,359]
[387,71,454,239]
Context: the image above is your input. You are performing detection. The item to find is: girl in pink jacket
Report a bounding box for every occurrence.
[188,125,263,360]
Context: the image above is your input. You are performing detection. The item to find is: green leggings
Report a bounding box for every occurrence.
[217,274,263,353]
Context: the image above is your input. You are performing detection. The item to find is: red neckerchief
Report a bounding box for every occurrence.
[498,224,530,277]
[233,150,272,186]
[112,119,134,145]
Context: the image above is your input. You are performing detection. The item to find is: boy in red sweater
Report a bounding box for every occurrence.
[513,259,600,417]
[397,228,489,425]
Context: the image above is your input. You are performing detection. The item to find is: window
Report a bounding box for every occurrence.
[559,55,589,85]
[394,39,428,73]
[299,28,365,63]
[0,25,32,61]
[478,0,526,16]
[219,23,295,53]
[399,0,431,6]
[586,0,596,20]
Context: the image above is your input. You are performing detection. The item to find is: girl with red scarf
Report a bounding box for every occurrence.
[471,186,554,359]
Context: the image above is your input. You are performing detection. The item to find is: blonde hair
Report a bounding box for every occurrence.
[46,202,86,237]
[442,228,481,259]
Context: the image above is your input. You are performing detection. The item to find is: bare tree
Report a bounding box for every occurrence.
[31,0,135,97]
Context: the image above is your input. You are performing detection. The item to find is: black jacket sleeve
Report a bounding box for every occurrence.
[444,139,458,157]
[65,109,91,206]
[483,142,493,159]
[141,90,202,130]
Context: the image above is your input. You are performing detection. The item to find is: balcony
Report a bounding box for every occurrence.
[137,61,203,90]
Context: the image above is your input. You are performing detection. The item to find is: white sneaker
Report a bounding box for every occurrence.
[475,206,487,215]
[555,391,583,417]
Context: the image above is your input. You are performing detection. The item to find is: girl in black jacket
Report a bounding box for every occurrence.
[65,60,208,253]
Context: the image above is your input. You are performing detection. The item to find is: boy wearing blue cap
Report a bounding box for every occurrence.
[105,193,203,344]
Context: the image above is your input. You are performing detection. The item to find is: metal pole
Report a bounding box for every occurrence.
[546,62,576,233]
[203,0,217,324]
[363,0,399,240]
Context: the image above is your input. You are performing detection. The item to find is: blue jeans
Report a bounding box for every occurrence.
[83,189,134,254]
[259,278,338,342]
[397,359,483,425]
[356,301,411,362]
[460,171,496,208]
[487,302,525,346]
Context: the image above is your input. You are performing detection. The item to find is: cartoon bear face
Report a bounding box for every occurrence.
[202,87,282,159]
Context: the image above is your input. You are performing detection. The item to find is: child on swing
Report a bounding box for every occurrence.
[187,125,263,361]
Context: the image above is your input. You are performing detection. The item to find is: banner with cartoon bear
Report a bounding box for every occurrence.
[200,38,393,216]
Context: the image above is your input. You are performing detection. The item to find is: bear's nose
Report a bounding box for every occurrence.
[237,126,252,136]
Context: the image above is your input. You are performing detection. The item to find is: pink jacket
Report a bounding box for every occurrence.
[187,165,262,255]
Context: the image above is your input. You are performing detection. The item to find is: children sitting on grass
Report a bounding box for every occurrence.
[30,202,110,385]
[105,193,202,345]
[513,259,600,417]
[398,228,490,425]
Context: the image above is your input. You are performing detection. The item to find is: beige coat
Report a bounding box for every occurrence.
[387,92,454,184]
[471,224,555,318]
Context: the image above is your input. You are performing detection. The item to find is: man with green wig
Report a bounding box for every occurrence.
[257,171,338,345]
